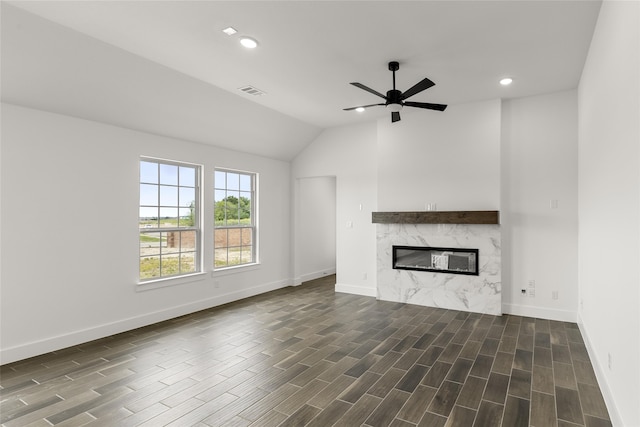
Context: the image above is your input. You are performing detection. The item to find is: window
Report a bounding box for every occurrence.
[139,158,200,281]
[214,169,256,268]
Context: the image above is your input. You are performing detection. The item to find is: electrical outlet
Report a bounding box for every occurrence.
[552,290,559,300]
[362,273,367,280]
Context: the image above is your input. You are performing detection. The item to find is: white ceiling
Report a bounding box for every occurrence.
[2,0,602,160]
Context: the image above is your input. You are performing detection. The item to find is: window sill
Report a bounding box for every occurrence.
[212,263,260,277]
[136,272,207,292]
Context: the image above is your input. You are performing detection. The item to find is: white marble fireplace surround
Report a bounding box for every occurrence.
[377,223,501,315]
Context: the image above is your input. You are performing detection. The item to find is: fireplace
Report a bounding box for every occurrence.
[373,212,501,314]
[393,245,479,276]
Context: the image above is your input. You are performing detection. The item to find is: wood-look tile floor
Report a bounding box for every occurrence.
[1,275,611,427]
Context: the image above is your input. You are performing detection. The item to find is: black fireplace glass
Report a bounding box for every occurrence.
[393,245,479,276]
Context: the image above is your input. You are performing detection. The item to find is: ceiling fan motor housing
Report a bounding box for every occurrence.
[386,89,403,111]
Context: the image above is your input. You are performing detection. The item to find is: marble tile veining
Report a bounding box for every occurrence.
[377,223,502,314]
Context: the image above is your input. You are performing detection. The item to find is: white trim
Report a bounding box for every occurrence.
[212,263,260,277]
[335,282,377,297]
[502,303,577,322]
[0,279,291,365]
[577,314,623,427]
[299,268,336,283]
[136,272,206,291]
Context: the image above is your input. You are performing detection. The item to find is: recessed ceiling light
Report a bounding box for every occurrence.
[222,27,237,36]
[355,107,365,113]
[240,37,258,49]
[500,77,513,86]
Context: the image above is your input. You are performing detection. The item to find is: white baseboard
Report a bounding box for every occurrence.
[502,303,577,322]
[299,268,336,284]
[577,314,623,427]
[0,279,291,365]
[335,282,377,297]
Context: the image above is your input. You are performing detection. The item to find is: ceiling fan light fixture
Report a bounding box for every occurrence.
[500,77,513,86]
[240,37,258,49]
[386,103,403,113]
[355,107,366,113]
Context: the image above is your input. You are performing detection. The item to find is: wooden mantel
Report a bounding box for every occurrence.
[372,210,500,225]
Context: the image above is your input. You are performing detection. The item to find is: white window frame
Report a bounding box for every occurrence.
[214,168,258,270]
[138,157,202,283]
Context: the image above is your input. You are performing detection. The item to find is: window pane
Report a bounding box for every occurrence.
[140,161,158,184]
[228,227,241,246]
[181,230,196,250]
[214,228,228,249]
[214,170,226,190]
[241,247,253,264]
[159,207,178,227]
[140,184,158,205]
[159,164,178,185]
[180,253,196,274]
[227,173,240,190]
[140,232,162,255]
[161,256,180,276]
[214,189,226,203]
[179,166,195,187]
[239,191,251,224]
[241,228,252,245]
[228,248,241,266]
[179,187,195,207]
[226,192,241,225]
[179,207,194,227]
[240,174,251,191]
[160,185,178,206]
[140,256,161,279]
[139,207,158,228]
[214,248,228,267]
[214,190,227,226]
[163,231,179,254]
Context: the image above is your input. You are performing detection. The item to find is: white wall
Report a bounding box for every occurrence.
[377,100,501,211]
[295,98,583,322]
[292,122,378,296]
[578,1,640,425]
[501,90,579,321]
[0,103,293,364]
[296,176,336,282]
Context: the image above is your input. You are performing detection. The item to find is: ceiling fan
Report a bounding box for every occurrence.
[344,61,447,123]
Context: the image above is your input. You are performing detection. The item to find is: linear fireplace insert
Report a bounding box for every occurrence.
[393,245,479,276]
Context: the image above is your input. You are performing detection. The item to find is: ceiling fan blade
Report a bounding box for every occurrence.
[350,82,387,100]
[404,101,448,111]
[401,78,436,100]
[343,103,385,111]
[391,112,401,123]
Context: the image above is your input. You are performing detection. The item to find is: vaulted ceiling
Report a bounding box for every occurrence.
[2,1,602,160]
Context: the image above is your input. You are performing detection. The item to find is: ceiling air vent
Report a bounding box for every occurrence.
[238,85,266,96]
